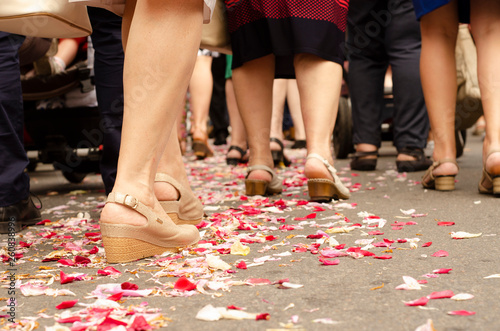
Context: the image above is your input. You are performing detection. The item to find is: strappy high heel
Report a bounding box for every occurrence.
[245,165,283,196]
[478,149,500,197]
[306,153,351,202]
[100,192,200,263]
[421,159,458,191]
[155,173,204,225]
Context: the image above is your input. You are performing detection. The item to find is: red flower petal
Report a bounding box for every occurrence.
[256,313,270,320]
[98,317,128,330]
[447,310,476,316]
[98,266,121,276]
[121,282,139,290]
[75,256,91,265]
[227,305,244,310]
[431,250,449,257]
[60,271,75,284]
[319,257,340,265]
[58,259,75,266]
[334,244,346,250]
[437,221,455,226]
[174,276,197,291]
[307,234,324,239]
[404,296,429,306]
[106,292,123,301]
[236,261,247,269]
[433,268,452,274]
[428,290,454,299]
[422,242,432,247]
[88,246,99,254]
[85,232,101,237]
[19,241,32,248]
[265,235,278,241]
[128,315,153,331]
[56,300,78,309]
[374,255,392,259]
[246,278,272,285]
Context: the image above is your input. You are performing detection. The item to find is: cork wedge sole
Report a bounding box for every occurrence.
[306,153,351,202]
[101,236,181,264]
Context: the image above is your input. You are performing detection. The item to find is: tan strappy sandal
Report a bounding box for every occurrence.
[478,150,500,196]
[421,159,458,191]
[245,165,282,196]
[155,173,204,225]
[100,192,200,263]
[306,153,351,202]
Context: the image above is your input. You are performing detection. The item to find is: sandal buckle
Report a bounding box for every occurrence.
[124,194,139,209]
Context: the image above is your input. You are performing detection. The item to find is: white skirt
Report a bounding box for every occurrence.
[70,0,216,23]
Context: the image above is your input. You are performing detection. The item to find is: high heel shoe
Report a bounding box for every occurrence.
[306,153,351,202]
[421,159,458,191]
[270,138,291,167]
[245,165,283,196]
[192,138,213,160]
[155,173,204,225]
[100,192,200,263]
[478,149,500,197]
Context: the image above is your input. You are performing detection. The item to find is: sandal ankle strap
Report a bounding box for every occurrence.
[306,153,337,176]
[107,192,163,224]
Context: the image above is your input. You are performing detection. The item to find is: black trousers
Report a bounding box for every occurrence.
[88,7,124,194]
[209,55,229,139]
[346,0,429,151]
[0,33,28,206]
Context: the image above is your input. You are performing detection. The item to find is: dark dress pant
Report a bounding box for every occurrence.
[347,0,429,151]
[88,7,124,194]
[0,32,28,207]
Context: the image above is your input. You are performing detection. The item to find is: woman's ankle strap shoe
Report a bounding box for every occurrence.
[245,165,283,196]
[101,192,200,263]
[421,159,458,191]
[155,173,204,225]
[306,153,351,201]
[478,149,500,196]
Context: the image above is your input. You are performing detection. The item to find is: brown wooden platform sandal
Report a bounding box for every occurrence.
[100,192,200,263]
[421,159,458,191]
[155,173,204,225]
[307,153,351,202]
[478,149,500,197]
[245,165,283,196]
[192,139,214,160]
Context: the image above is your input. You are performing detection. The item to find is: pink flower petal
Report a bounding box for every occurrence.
[319,257,340,265]
[374,255,392,259]
[368,230,384,235]
[422,242,432,247]
[447,310,476,316]
[437,221,455,226]
[433,268,452,274]
[60,271,75,285]
[128,315,153,330]
[404,296,429,306]
[236,261,247,269]
[431,250,449,257]
[428,290,454,299]
[246,278,272,285]
[56,316,81,323]
[55,300,78,309]
[106,292,123,301]
[97,266,121,276]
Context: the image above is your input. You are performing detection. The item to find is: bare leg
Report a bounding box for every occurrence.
[270,79,287,150]
[286,79,306,141]
[420,1,460,177]
[470,0,500,174]
[226,78,248,159]
[232,55,275,181]
[100,0,204,226]
[190,55,214,142]
[294,54,342,180]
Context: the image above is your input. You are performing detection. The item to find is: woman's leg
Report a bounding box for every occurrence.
[286,79,306,142]
[470,0,500,174]
[190,54,214,142]
[232,55,275,181]
[294,54,342,180]
[270,79,287,147]
[100,0,204,226]
[419,1,460,177]
[226,78,248,158]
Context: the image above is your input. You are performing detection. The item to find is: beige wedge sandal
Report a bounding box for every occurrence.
[478,150,500,197]
[245,165,283,196]
[155,173,204,225]
[100,192,200,263]
[421,159,458,191]
[306,153,351,202]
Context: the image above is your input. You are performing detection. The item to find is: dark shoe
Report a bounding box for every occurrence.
[213,131,228,146]
[396,147,433,173]
[350,151,378,171]
[270,138,291,167]
[291,140,306,149]
[0,197,42,234]
[226,145,248,166]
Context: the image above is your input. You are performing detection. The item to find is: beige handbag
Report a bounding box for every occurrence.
[200,0,231,54]
[0,0,92,38]
[455,25,483,130]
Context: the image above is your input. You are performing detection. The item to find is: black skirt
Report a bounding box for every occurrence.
[225,0,349,78]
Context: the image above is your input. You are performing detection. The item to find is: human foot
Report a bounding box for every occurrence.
[421,159,459,191]
[305,153,350,201]
[479,150,500,196]
[245,165,282,196]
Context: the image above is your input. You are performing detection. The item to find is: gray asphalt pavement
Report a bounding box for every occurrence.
[1,131,499,331]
